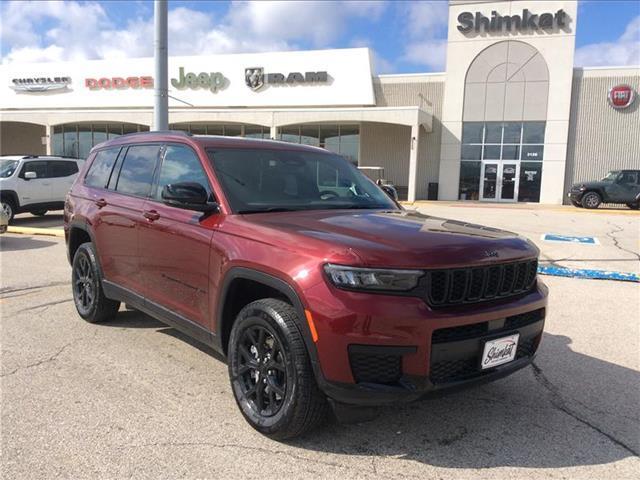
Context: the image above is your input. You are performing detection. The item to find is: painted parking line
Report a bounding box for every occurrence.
[541,233,599,245]
[6,226,65,238]
[538,264,639,282]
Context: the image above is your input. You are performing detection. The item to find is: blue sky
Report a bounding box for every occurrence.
[1,1,639,71]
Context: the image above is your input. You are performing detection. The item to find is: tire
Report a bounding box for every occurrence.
[570,200,582,208]
[626,202,639,210]
[228,298,328,440]
[31,209,48,216]
[71,242,120,323]
[1,199,15,223]
[581,191,601,209]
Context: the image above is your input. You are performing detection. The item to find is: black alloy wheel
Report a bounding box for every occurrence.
[235,324,288,417]
[228,299,328,439]
[581,191,601,209]
[71,242,120,323]
[73,252,96,317]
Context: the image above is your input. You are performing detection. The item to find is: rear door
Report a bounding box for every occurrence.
[48,160,79,202]
[90,144,161,294]
[614,171,639,202]
[139,143,217,329]
[17,160,51,206]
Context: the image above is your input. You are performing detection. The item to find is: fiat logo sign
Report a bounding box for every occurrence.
[608,84,635,109]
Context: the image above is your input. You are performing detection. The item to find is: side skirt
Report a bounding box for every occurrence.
[102,280,223,356]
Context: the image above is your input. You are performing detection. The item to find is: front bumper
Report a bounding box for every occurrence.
[568,190,584,202]
[307,280,548,406]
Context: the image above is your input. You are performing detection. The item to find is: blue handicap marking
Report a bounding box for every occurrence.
[542,233,599,245]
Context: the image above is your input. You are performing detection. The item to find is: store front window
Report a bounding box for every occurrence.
[459,121,545,202]
[169,123,267,138]
[52,123,149,159]
[279,124,360,165]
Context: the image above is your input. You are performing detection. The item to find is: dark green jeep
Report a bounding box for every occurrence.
[568,170,640,209]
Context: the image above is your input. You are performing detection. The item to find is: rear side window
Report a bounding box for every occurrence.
[154,145,212,200]
[115,145,160,197]
[49,161,78,178]
[20,161,48,179]
[85,148,119,188]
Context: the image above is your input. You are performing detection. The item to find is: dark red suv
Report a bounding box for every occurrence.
[64,131,548,439]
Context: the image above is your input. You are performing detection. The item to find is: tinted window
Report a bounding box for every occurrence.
[115,145,159,197]
[619,171,638,184]
[21,161,48,179]
[155,145,211,200]
[207,148,396,213]
[49,161,79,178]
[85,148,119,188]
[523,122,545,144]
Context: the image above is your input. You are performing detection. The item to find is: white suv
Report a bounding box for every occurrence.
[0,155,83,222]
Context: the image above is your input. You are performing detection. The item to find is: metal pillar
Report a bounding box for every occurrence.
[153,0,168,131]
[407,124,420,202]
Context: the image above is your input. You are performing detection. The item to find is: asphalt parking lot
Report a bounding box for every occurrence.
[1,204,639,479]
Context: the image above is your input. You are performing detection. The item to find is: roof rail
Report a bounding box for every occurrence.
[118,129,192,139]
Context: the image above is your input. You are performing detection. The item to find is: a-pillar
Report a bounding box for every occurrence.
[407,123,420,202]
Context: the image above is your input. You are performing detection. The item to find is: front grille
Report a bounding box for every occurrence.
[425,260,538,307]
[349,351,402,384]
[432,308,545,344]
[430,358,478,384]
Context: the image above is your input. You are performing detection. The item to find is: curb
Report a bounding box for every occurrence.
[6,226,65,238]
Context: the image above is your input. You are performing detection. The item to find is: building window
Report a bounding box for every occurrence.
[458,121,545,202]
[52,123,148,159]
[168,123,268,138]
[279,124,360,165]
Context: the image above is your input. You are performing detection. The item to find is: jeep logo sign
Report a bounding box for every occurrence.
[171,67,227,93]
[608,84,635,109]
[457,9,568,34]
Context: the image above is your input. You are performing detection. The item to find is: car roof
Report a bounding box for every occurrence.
[93,131,330,154]
[0,155,81,161]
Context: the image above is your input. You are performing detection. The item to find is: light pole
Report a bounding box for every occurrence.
[153,0,168,131]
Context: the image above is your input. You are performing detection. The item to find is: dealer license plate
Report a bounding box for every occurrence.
[480,333,519,370]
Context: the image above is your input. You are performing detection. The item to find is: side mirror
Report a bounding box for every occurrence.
[161,182,219,212]
[380,184,399,201]
[24,171,37,180]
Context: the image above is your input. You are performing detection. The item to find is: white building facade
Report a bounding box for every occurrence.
[1,0,638,204]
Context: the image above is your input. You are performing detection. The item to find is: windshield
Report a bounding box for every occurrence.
[207,148,398,214]
[0,160,19,178]
[601,171,620,182]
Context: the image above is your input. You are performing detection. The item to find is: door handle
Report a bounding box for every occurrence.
[143,210,160,221]
[94,198,107,208]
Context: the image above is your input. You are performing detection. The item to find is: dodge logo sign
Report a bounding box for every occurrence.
[608,84,635,109]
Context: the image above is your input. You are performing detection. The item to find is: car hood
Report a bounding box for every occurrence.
[572,180,610,189]
[244,209,538,269]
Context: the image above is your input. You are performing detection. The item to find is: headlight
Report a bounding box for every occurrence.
[324,264,423,291]
[579,185,587,191]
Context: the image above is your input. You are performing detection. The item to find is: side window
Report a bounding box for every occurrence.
[620,172,638,185]
[85,148,119,188]
[20,161,48,179]
[115,145,160,197]
[154,145,212,200]
[49,161,79,178]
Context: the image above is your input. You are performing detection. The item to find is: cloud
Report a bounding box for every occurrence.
[574,15,640,67]
[399,1,449,72]
[1,0,388,64]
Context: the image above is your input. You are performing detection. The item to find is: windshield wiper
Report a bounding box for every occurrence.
[238,207,303,214]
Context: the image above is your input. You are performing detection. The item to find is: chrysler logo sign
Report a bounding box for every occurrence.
[458,9,568,34]
[245,67,329,91]
[608,85,635,109]
[11,76,71,93]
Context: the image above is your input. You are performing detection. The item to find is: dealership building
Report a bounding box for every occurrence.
[1,0,638,204]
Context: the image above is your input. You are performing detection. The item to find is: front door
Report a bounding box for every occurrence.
[480,161,520,202]
[139,144,217,330]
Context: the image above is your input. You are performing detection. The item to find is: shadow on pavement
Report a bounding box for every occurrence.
[0,235,57,251]
[97,310,640,468]
[11,212,64,229]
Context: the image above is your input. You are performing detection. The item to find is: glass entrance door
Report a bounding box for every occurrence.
[480,161,520,202]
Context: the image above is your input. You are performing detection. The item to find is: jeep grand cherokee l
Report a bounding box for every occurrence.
[64,131,548,439]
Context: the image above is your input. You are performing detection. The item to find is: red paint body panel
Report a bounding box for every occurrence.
[65,133,548,402]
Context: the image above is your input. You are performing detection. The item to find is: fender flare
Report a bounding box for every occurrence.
[0,190,20,209]
[215,266,322,378]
